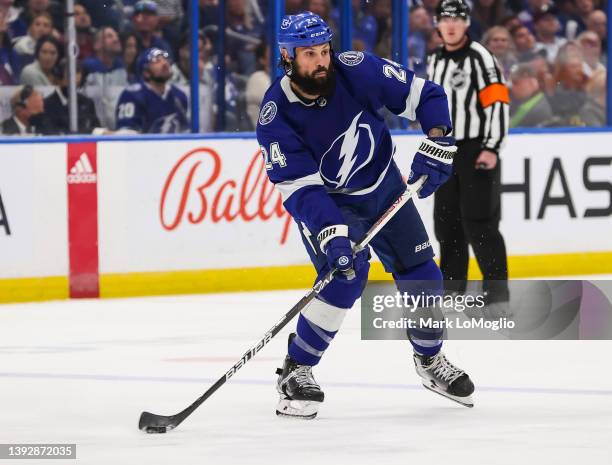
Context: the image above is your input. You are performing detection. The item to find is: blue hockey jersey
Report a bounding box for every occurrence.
[115,82,189,134]
[256,51,451,236]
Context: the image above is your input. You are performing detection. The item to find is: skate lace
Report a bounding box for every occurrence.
[429,353,463,383]
[294,365,320,389]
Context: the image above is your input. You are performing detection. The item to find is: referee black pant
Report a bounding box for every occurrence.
[433,139,509,302]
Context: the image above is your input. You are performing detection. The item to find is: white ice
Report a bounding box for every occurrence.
[1,285,611,465]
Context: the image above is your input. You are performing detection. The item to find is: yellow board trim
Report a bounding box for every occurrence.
[0,276,69,303]
[1,251,611,303]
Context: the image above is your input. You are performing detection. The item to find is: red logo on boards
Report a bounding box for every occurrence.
[160,148,293,244]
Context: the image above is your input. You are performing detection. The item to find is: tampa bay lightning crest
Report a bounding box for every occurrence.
[259,101,277,125]
[319,112,375,188]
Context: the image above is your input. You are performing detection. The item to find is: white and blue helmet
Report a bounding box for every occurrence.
[278,11,333,58]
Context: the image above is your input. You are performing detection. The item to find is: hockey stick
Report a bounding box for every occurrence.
[138,176,426,433]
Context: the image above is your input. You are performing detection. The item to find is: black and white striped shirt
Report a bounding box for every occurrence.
[427,38,509,153]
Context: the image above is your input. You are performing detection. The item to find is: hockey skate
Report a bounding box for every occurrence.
[275,334,324,419]
[414,351,475,408]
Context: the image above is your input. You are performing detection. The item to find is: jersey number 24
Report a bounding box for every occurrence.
[260,142,287,170]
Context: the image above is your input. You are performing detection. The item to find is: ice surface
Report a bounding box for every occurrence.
[1,286,611,465]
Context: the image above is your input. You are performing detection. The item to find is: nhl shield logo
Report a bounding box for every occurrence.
[338,51,364,66]
[259,101,277,125]
[449,69,468,90]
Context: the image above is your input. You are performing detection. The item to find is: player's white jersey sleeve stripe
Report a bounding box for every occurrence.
[302,298,349,332]
[399,76,426,121]
[275,172,325,202]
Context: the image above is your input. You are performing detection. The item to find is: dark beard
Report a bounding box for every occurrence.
[290,59,336,97]
[148,73,171,84]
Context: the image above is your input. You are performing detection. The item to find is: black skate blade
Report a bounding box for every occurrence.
[276,410,318,420]
[422,383,474,408]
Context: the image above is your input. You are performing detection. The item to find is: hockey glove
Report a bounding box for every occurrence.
[408,136,457,198]
[317,224,354,278]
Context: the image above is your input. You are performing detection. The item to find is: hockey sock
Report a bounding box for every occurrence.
[288,312,338,366]
[394,259,444,357]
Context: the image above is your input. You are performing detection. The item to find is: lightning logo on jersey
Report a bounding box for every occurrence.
[320,112,374,189]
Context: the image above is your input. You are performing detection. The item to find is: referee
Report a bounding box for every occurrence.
[427,0,509,304]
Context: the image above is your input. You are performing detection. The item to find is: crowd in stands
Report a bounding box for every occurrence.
[0,0,608,135]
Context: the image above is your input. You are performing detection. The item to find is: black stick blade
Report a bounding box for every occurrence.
[139,411,178,434]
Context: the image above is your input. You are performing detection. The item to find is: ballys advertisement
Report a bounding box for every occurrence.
[97,139,306,274]
[97,133,611,276]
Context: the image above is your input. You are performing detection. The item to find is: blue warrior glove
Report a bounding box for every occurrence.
[408,136,457,198]
[317,224,354,277]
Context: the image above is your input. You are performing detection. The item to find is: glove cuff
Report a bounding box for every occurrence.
[418,138,457,165]
[317,224,349,252]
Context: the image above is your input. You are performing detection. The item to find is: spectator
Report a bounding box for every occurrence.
[533,6,567,63]
[75,3,95,61]
[306,0,332,23]
[564,0,595,39]
[131,0,173,57]
[245,40,270,129]
[407,5,431,77]
[43,59,101,134]
[579,67,606,125]
[509,63,553,127]
[285,0,304,15]
[171,32,199,84]
[586,9,606,52]
[501,14,522,32]
[19,34,61,85]
[226,0,261,76]
[577,30,604,76]
[530,51,556,94]
[425,28,443,54]
[0,7,19,84]
[482,26,517,80]
[518,0,552,31]
[153,0,184,50]
[82,26,127,129]
[548,43,589,124]
[121,31,141,83]
[115,47,188,133]
[78,0,124,31]
[12,11,52,62]
[1,0,21,37]
[511,24,541,61]
[331,0,378,52]
[1,84,51,134]
[10,0,61,39]
[469,0,509,41]
[421,0,441,17]
[371,0,392,57]
[83,26,127,88]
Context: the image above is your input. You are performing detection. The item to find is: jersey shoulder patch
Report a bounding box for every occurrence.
[337,51,365,66]
[259,100,278,125]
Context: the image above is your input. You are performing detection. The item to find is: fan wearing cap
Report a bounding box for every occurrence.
[131,0,173,59]
[114,47,188,134]
[427,0,510,308]
[533,5,567,63]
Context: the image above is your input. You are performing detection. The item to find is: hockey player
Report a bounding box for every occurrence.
[256,12,475,419]
[115,48,188,134]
